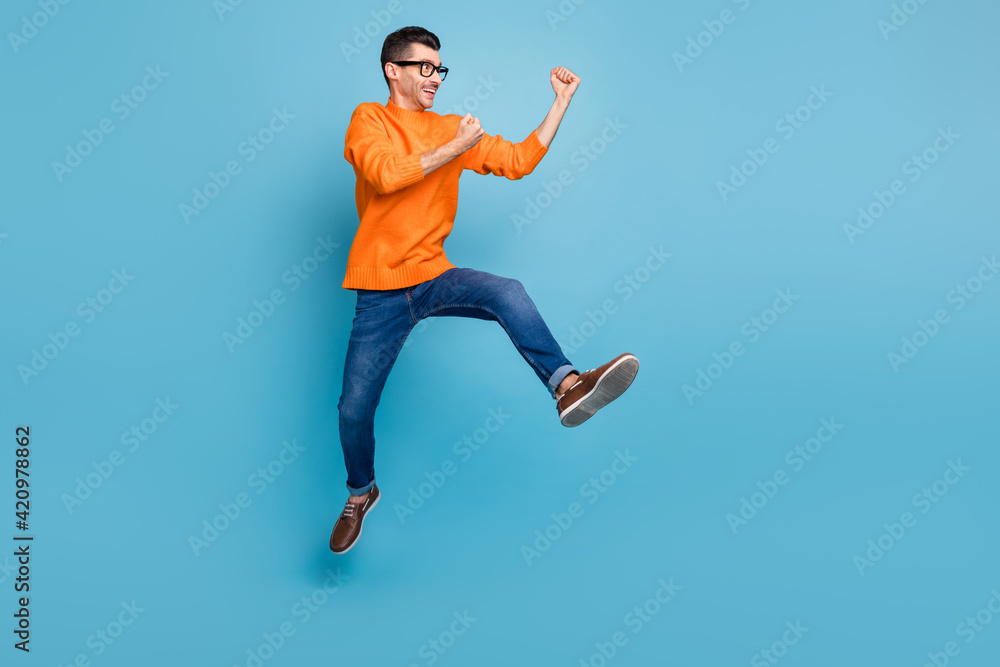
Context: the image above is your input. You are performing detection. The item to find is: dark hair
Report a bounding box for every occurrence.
[380,26,441,90]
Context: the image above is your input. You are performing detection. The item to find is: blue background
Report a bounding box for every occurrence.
[3,0,999,665]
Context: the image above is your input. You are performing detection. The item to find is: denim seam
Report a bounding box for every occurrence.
[404,291,419,326]
[422,303,550,382]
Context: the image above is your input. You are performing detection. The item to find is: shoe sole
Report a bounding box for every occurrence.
[330,492,380,554]
[560,354,639,427]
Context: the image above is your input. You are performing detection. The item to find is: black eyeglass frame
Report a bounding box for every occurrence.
[390,61,449,81]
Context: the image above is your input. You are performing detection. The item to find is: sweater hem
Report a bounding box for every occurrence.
[342,256,458,291]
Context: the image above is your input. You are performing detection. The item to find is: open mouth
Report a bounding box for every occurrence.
[422,86,437,98]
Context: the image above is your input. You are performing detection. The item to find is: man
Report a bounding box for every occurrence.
[330,26,639,554]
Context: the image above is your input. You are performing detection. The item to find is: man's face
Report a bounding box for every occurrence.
[387,42,443,110]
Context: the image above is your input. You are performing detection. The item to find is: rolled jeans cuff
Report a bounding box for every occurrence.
[549,364,578,397]
[347,478,375,496]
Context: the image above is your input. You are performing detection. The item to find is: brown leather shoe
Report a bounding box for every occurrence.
[329,484,380,554]
[557,353,639,427]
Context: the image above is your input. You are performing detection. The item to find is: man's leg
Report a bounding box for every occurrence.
[331,287,417,553]
[408,267,580,398]
[338,287,415,500]
[408,267,639,428]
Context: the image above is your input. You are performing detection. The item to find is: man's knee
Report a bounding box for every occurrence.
[462,278,525,322]
[496,277,530,310]
[498,276,527,298]
[338,376,376,423]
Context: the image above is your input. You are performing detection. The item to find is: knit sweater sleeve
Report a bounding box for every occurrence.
[344,110,424,195]
[463,129,548,179]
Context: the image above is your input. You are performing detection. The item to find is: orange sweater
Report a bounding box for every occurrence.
[342,97,549,290]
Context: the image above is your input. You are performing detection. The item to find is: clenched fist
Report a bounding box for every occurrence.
[454,113,485,152]
[551,67,580,100]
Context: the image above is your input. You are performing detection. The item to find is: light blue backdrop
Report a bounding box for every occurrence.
[3,0,999,665]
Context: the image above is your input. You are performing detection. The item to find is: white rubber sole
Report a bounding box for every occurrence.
[559,354,639,427]
[331,492,380,554]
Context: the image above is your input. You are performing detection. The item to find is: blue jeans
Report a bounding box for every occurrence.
[337,267,579,495]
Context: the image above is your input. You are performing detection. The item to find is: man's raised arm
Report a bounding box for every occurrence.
[462,66,581,179]
[534,67,580,148]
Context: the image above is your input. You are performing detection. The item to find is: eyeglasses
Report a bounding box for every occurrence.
[391,61,448,81]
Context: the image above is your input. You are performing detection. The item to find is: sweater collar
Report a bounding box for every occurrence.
[384,97,433,128]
